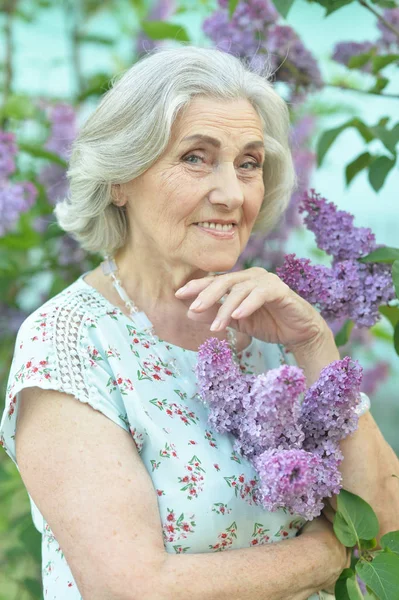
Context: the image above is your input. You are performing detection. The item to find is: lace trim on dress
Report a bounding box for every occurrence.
[47,286,111,400]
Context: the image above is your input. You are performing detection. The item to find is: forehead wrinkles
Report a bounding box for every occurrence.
[172,101,263,145]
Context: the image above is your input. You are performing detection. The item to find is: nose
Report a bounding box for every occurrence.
[207,162,245,210]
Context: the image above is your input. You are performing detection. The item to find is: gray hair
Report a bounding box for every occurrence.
[54,45,297,257]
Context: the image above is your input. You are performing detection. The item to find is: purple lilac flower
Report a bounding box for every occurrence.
[351,262,395,327]
[361,361,390,396]
[196,340,361,519]
[38,103,77,205]
[265,25,323,89]
[202,0,278,72]
[299,189,377,261]
[38,163,69,205]
[195,338,253,434]
[0,180,38,236]
[43,103,77,159]
[277,189,397,327]
[377,8,399,49]
[277,254,395,327]
[332,41,376,73]
[253,448,341,520]
[0,131,17,178]
[299,356,362,455]
[235,365,306,459]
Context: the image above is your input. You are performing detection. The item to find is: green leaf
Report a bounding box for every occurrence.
[356,552,399,600]
[228,0,240,17]
[360,537,378,550]
[379,305,399,329]
[372,54,399,74]
[335,320,355,346]
[348,52,373,69]
[141,21,190,42]
[347,575,366,600]
[334,489,379,548]
[359,246,399,264]
[317,118,374,166]
[371,0,397,6]
[345,152,372,185]
[18,142,68,167]
[321,0,355,16]
[272,0,296,18]
[370,122,399,155]
[368,76,389,94]
[0,94,37,120]
[381,531,399,555]
[368,155,396,192]
[335,578,352,599]
[22,577,42,597]
[392,260,399,299]
[394,322,399,356]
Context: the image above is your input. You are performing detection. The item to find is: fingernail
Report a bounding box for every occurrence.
[189,298,202,310]
[175,285,188,296]
[210,318,221,331]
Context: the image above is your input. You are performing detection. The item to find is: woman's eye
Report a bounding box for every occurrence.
[183,154,262,170]
[241,161,262,170]
[184,154,204,164]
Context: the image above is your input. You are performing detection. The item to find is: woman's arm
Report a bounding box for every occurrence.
[157,517,347,600]
[293,328,399,541]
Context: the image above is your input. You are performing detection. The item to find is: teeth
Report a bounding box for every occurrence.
[197,222,234,232]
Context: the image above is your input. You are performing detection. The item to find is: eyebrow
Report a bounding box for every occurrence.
[180,134,266,152]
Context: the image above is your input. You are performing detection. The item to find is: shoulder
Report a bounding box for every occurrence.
[15,277,110,348]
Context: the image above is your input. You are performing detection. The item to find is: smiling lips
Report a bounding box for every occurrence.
[194,222,237,239]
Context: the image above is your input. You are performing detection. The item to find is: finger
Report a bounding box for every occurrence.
[208,282,254,331]
[175,275,218,298]
[186,302,239,331]
[186,275,241,312]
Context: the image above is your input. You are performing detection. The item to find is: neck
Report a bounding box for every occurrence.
[110,246,210,317]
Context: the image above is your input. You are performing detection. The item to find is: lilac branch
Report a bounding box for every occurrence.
[358,0,399,40]
[325,81,399,99]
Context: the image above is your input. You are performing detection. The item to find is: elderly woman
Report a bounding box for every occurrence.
[1,45,398,600]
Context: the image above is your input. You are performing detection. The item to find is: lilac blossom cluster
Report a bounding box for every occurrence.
[332,41,377,73]
[202,0,322,91]
[332,8,399,70]
[196,339,362,519]
[38,102,77,205]
[377,8,399,49]
[276,190,395,327]
[0,131,37,237]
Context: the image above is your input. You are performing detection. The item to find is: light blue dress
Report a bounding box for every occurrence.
[0,272,333,599]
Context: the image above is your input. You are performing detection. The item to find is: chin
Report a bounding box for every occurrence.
[199,256,239,274]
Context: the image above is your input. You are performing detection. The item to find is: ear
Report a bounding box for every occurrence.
[111,184,126,207]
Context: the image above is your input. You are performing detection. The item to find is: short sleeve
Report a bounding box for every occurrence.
[0,294,131,470]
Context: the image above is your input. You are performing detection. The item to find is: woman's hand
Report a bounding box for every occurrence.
[298,514,351,594]
[175,266,329,353]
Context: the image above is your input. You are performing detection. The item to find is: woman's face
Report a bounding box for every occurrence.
[118,96,266,274]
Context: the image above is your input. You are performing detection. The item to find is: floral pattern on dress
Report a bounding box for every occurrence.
[177,455,206,500]
[209,521,237,551]
[162,508,196,544]
[250,522,270,546]
[224,473,260,506]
